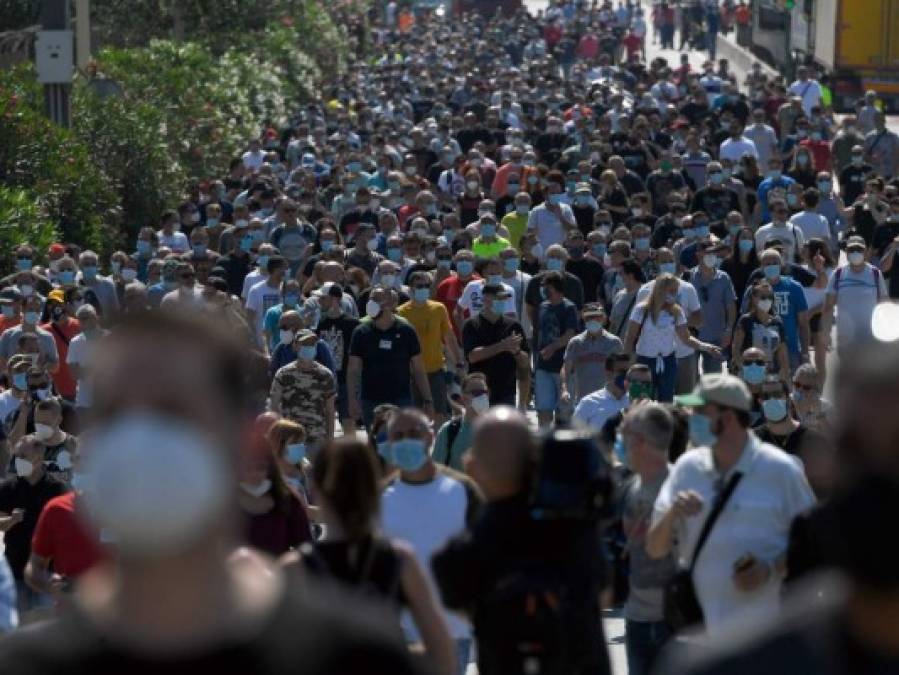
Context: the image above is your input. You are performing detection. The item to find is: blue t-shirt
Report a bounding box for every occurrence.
[741,276,807,355]
[756,176,796,223]
[263,302,303,352]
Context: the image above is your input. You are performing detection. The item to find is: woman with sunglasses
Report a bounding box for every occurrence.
[732,280,790,383]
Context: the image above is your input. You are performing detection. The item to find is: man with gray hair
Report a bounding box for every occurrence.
[66,304,108,418]
[618,402,678,675]
[78,250,119,318]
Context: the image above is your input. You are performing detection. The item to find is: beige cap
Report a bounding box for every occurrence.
[675,373,752,412]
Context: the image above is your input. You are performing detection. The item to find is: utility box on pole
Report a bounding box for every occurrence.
[35,30,74,83]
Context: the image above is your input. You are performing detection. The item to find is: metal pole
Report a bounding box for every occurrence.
[75,0,90,69]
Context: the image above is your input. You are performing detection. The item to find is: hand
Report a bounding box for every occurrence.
[348,401,362,422]
[9,508,24,526]
[560,390,571,404]
[422,400,435,420]
[732,554,771,592]
[720,332,732,349]
[539,345,555,360]
[703,343,723,357]
[672,490,704,519]
[47,573,68,596]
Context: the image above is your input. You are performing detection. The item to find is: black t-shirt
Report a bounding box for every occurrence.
[349,317,421,403]
[839,163,873,205]
[565,257,605,304]
[462,313,529,405]
[525,271,585,312]
[316,314,361,379]
[871,221,899,258]
[0,577,422,675]
[755,424,824,457]
[0,475,65,578]
[691,186,741,223]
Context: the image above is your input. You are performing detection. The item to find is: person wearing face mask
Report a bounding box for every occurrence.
[690,162,742,226]
[647,373,816,637]
[500,192,532,252]
[268,310,335,381]
[756,157,796,224]
[314,283,361,435]
[261,278,303,355]
[789,363,832,432]
[267,419,314,508]
[737,346,770,424]
[29,398,76,484]
[733,280,791,382]
[348,285,433,428]
[269,329,336,451]
[380,407,482,674]
[38,290,80,403]
[527,170,578,251]
[0,435,65,616]
[433,373,490,472]
[436,250,480,339]
[688,239,737,374]
[786,146,817,190]
[0,357,32,435]
[1,312,421,673]
[838,144,874,207]
[0,288,23,335]
[245,256,288,348]
[156,209,190,255]
[398,272,461,430]
[237,431,312,557]
[64,304,106,424]
[0,295,58,373]
[821,236,888,353]
[216,220,253,297]
[755,199,805,263]
[560,305,624,407]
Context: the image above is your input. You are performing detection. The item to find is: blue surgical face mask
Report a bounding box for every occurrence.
[488,274,503,286]
[817,181,832,194]
[658,261,677,275]
[634,237,650,251]
[298,345,317,361]
[738,239,754,253]
[286,443,306,464]
[763,264,781,280]
[24,311,40,324]
[546,257,563,271]
[283,293,299,307]
[742,363,766,385]
[592,243,607,258]
[586,320,603,333]
[768,169,782,181]
[59,270,75,285]
[480,224,497,238]
[137,240,152,255]
[206,218,220,228]
[12,373,28,391]
[1,305,14,318]
[694,225,710,237]
[613,435,628,465]
[504,257,520,272]
[81,266,98,280]
[192,244,207,257]
[256,255,270,270]
[493,298,508,314]
[413,287,429,303]
[456,260,473,276]
[437,258,452,269]
[321,240,334,252]
[240,235,254,252]
[548,193,563,205]
[389,438,429,472]
[15,258,32,272]
[387,247,402,262]
[688,413,718,447]
[762,397,788,422]
[516,204,529,215]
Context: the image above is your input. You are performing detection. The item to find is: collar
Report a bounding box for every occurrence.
[697,431,761,480]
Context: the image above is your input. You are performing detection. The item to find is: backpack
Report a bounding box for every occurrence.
[833,265,882,302]
[476,565,575,675]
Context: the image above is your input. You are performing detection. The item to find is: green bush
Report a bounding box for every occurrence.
[0,66,115,255]
[0,186,59,273]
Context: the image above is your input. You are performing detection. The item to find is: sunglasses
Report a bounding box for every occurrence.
[466,389,488,397]
[744,359,766,367]
[793,382,817,391]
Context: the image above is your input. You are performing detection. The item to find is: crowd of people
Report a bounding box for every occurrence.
[1,0,899,673]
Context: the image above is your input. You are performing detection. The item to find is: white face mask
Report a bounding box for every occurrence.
[14,458,33,478]
[121,268,138,282]
[33,423,54,441]
[366,237,380,251]
[81,413,230,558]
[279,329,295,345]
[380,273,396,288]
[848,251,865,265]
[757,299,773,313]
[240,479,272,498]
[366,299,381,319]
[470,394,490,414]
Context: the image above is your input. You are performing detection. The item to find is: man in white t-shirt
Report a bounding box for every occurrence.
[822,236,888,351]
[241,138,265,171]
[789,189,832,246]
[66,304,107,413]
[636,276,702,395]
[457,258,517,324]
[718,122,759,164]
[788,67,823,116]
[647,374,815,637]
[380,408,482,673]
[743,109,780,169]
[755,199,805,263]
[572,353,632,431]
[246,256,287,345]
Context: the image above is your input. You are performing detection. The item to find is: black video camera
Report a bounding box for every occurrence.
[529,428,614,522]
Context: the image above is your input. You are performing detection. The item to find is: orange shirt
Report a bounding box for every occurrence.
[41,318,81,399]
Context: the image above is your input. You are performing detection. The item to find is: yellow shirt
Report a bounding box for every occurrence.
[501,213,528,251]
[472,236,511,260]
[397,299,452,373]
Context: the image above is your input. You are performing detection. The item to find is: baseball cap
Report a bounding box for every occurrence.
[846,235,866,251]
[47,289,66,304]
[322,281,344,298]
[48,243,66,257]
[294,328,317,343]
[675,373,752,412]
[575,182,592,194]
[582,303,605,317]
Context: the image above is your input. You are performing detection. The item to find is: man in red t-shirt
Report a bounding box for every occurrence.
[41,289,81,401]
[435,249,480,339]
[622,29,643,62]
[26,491,107,595]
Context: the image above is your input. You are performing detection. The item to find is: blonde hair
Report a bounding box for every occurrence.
[267,419,306,455]
[645,273,681,323]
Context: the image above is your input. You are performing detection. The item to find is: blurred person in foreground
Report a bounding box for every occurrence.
[0,311,421,675]
[664,340,899,674]
[432,407,612,675]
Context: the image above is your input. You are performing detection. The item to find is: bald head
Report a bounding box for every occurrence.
[467,407,535,500]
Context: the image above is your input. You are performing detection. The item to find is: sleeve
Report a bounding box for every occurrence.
[629,303,646,323]
[438,304,452,337]
[0,558,16,633]
[525,275,541,307]
[651,461,684,525]
[432,423,450,466]
[792,282,809,312]
[65,337,82,366]
[526,208,538,231]
[515,321,531,353]
[263,307,280,338]
[675,307,688,326]
[564,303,579,332]
[30,499,58,559]
[405,324,421,358]
[461,321,478,356]
[245,286,262,313]
[825,268,839,296]
[268,372,284,415]
[877,268,889,296]
[723,274,737,304]
[317,341,337,375]
[43,334,59,365]
[562,335,578,362]
[348,325,365,358]
[683,283,701,313]
[457,281,474,311]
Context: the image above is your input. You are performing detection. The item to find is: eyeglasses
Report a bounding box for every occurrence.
[744,359,766,366]
[466,389,488,397]
[759,392,786,401]
[793,382,817,391]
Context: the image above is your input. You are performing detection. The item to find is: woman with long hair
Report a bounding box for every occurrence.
[720,225,760,299]
[284,438,456,675]
[732,280,791,382]
[623,273,721,401]
[800,238,836,384]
